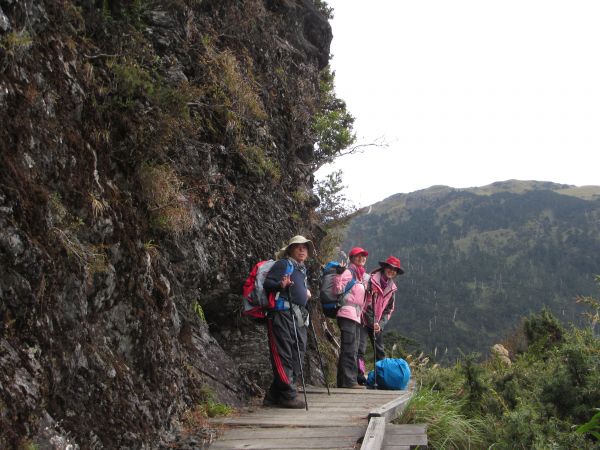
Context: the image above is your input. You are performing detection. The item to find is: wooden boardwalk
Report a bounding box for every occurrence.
[208,386,425,449]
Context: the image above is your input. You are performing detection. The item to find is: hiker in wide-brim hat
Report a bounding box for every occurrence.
[378,256,404,274]
[262,235,315,409]
[275,235,316,260]
[357,255,405,382]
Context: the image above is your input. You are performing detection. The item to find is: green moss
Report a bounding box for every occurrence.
[239,145,281,181]
[292,189,310,203]
[19,440,39,450]
[198,385,232,417]
[48,192,68,225]
[108,60,156,109]
[0,31,33,55]
[193,301,206,323]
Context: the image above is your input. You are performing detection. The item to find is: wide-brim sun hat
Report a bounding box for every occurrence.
[348,247,369,257]
[378,256,405,274]
[276,235,316,259]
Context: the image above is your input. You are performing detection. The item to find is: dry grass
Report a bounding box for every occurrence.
[139,163,195,235]
[89,193,108,218]
[207,47,267,121]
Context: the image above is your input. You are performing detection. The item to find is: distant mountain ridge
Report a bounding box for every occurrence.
[342,180,600,363]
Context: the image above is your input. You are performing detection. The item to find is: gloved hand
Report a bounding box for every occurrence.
[335,264,346,274]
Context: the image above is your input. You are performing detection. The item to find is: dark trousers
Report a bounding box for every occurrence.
[357,325,386,377]
[266,309,307,400]
[336,317,361,388]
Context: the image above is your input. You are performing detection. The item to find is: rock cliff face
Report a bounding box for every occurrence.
[0,0,333,447]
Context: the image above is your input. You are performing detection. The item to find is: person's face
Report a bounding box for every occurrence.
[351,254,367,267]
[383,266,399,278]
[289,243,308,262]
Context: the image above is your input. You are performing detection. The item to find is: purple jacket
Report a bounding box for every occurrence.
[333,265,370,323]
[363,271,397,330]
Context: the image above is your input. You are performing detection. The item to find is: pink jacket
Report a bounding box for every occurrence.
[333,265,370,323]
[363,271,397,330]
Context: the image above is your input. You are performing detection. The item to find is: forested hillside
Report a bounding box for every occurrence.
[343,180,600,362]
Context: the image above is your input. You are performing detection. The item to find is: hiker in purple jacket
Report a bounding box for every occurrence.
[334,247,370,389]
[262,235,314,409]
[357,256,404,384]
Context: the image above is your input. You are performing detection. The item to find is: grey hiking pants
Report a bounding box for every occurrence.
[336,317,361,388]
[266,309,307,400]
[358,325,386,376]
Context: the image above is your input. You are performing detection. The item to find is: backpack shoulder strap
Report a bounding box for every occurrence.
[342,278,356,295]
[284,259,294,276]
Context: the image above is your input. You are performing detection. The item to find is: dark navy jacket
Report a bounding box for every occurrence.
[263,258,309,307]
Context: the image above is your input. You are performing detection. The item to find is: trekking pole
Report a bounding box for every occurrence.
[309,306,330,395]
[291,313,309,410]
[372,329,378,390]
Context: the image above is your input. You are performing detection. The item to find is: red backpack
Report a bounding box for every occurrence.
[242,259,294,319]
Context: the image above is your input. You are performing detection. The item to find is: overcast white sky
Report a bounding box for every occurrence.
[315,0,600,207]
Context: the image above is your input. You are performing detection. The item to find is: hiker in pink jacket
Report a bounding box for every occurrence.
[357,256,404,384]
[333,247,370,389]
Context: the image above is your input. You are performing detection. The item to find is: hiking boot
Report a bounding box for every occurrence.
[262,393,280,407]
[279,397,306,409]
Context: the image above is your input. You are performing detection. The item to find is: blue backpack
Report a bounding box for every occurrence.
[319,262,356,318]
[367,358,411,390]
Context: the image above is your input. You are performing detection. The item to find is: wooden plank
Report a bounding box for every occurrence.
[296,396,398,403]
[210,436,358,449]
[208,386,421,450]
[304,387,405,396]
[384,424,427,435]
[215,409,371,419]
[368,392,412,422]
[243,408,373,415]
[211,416,366,427]
[218,425,366,440]
[383,423,428,447]
[381,446,410,450]
[383,434,428,446]
[360,417,386,450]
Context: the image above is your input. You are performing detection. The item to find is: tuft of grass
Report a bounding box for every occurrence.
[201,401,233,418]
[193,301,206,323]
[239,145,281,181]
[292,189,310,203]
[1,31,33,56]
[87,246,109,275]
[89,193,108,218]
[198,385,233,418]
[48,192,68,225]
[19,440,39,450]
[396,388,486,450]
[214,50,267,121]
[51,228,110,275]
[108,60,155,109]
[576,409,600,441]
[139,163,195,235]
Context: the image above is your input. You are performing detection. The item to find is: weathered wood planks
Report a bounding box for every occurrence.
[209,385,416,449]
[360,416,386,450]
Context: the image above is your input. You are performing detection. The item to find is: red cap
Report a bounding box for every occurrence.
[349,247,369,257]
[379,256,404,274]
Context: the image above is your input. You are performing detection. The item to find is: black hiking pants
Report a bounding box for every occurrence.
[336,317,361,388]
[266,309,307,401]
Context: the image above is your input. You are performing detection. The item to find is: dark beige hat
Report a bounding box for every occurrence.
[276,235,316,259]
